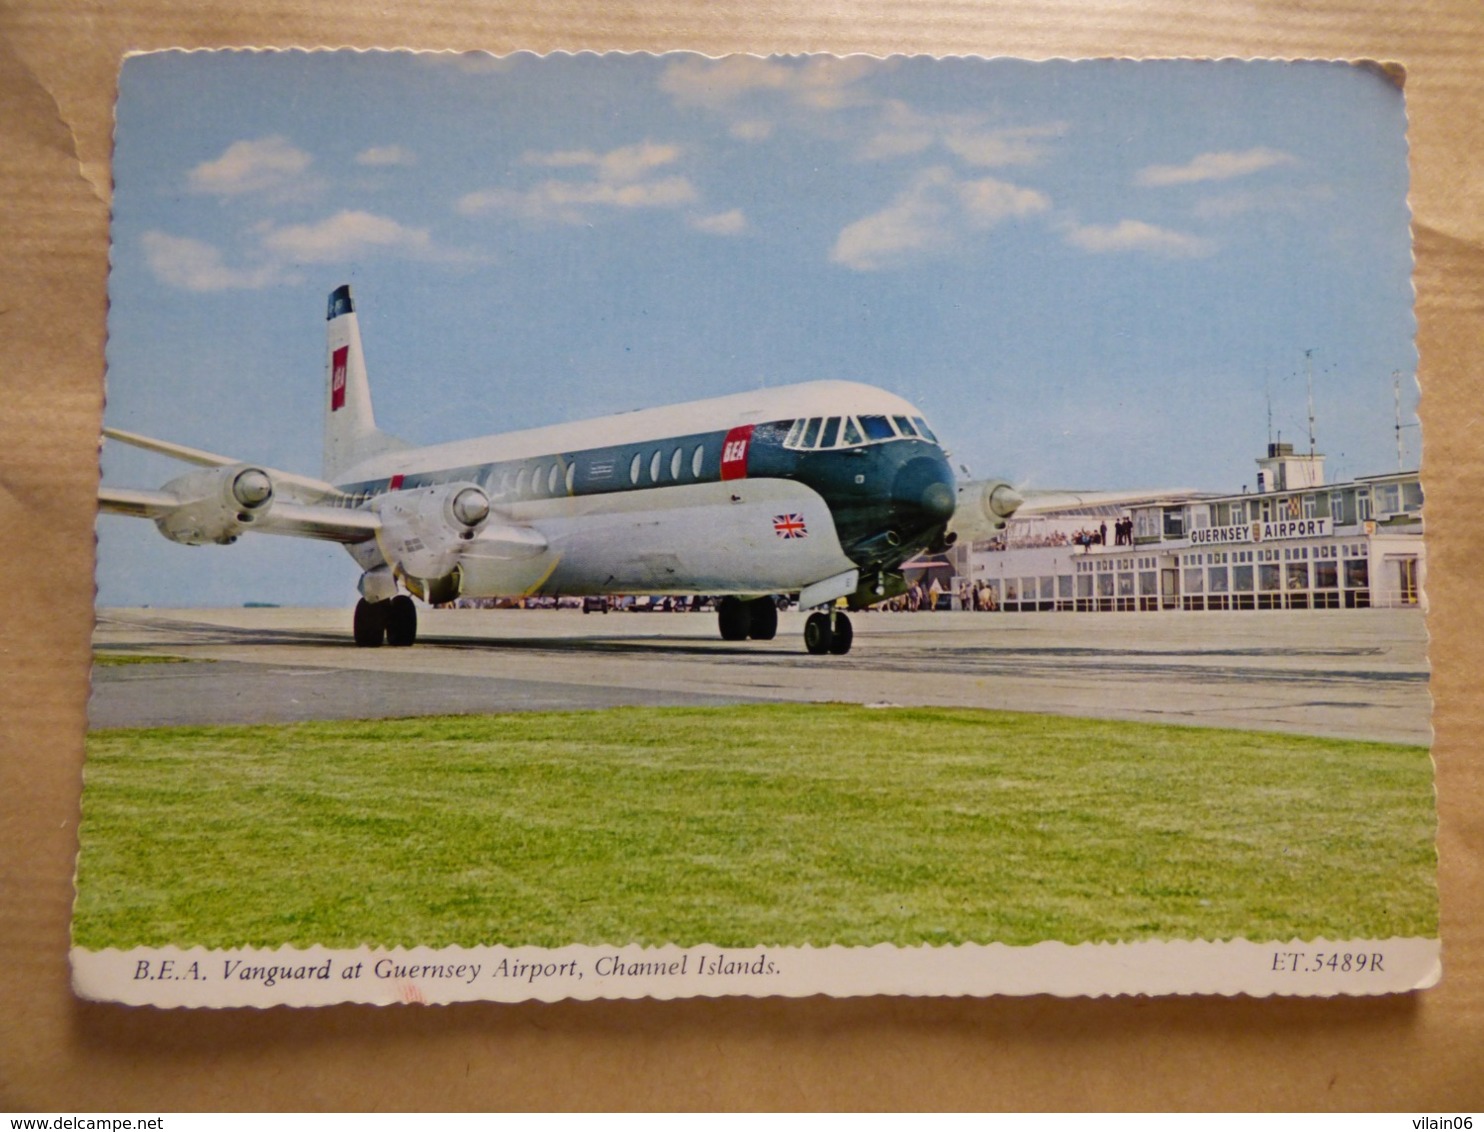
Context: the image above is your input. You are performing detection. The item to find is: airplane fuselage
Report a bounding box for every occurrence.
[330,381,957,606]
[100,286,1010,654]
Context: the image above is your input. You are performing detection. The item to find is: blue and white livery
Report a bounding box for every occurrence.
[100,286,1028,655]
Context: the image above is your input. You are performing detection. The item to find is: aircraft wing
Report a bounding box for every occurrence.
[249,503,382,544]
[98,430,545,553]
[99,476,383,545]
[949,480,1193,542]
[99,429,379,546]
[1014,488,1194,515]
[104,427,349,502]
[98,486,180,520]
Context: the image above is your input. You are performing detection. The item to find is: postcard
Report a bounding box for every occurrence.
[77,50,1435,1006]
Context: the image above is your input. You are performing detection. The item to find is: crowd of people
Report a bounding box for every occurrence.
[982,530,1071,552]
[981,515,1137,554]
[876,578,946,612]
[1067,516,1138,551]
[871,578,1002,612]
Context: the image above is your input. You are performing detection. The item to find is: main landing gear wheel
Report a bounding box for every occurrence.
[354,595,418,648]
[718,596,781,642]
[804,611,854,655]
[353,597,387,648]
[386,594,418,647]
[746,597,778,641]
[717,596,751,641]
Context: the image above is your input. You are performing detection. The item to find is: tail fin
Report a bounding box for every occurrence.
[324,284,406,481]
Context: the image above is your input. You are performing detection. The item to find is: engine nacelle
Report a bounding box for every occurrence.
[946,478,1023,544]
[154,464,275,545]
[372,481,491,603]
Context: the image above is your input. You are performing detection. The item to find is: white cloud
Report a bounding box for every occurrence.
[957,177,1054,227]
[730,119,774,142]
[416,51,518,75]
[258,210,456,264]
[659,55,879,112]
[140,231,287,291]
[1192,183,1336,219]
[690,209,748,236]
[1062,219,1216,257]
[857,129,933,161]
[355,145,416,167]
[523,141,681,182]
[831,167,1050,271]
[460,178,698,224]
[187,136,315,198]
[857,101,938,160]
[859,102,1064,167]
[659,55,793,106]
[142,207,474,292]
[460,141,698,224]
[944,124,1066,168]
[1136,147,1298,187]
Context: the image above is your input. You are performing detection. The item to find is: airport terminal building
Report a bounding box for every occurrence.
[943,443,1424,614]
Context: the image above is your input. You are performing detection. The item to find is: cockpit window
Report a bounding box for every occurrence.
[781,411,936,450]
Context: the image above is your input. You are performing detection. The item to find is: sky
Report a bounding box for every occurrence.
[98,51,1418,606]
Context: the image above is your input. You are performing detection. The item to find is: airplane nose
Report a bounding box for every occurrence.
[892,456,957,530]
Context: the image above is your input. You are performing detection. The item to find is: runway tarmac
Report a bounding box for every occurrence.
[89,606,1431,743]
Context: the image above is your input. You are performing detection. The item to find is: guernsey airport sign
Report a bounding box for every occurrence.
[1189,518,1331,545]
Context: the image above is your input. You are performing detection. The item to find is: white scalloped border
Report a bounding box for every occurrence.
[72,936,1440,1007]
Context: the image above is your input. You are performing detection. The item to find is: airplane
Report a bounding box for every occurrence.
[99,284,1034,656]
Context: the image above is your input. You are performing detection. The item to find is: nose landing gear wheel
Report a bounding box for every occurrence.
[827,612,853,655]
[804,610,854,655]
[804,611,833,655]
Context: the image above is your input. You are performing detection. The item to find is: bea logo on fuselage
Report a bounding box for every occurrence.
[720,424,753,481]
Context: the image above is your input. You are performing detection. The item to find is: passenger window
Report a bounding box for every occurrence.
[801,418,822,448]
[565,463,576,494]
[650,450,662,482]
[548,463,561,494]
[842,417,864,445]
[820,417,841,448]
[692,444,704,477]
[629,453,641,485]
[859,415,895,441]
[516,467,529,495]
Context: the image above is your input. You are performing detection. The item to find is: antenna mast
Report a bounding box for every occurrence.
[1304,348,1317,457]
[1393,370,1400,471]
[1391,369,1421,471]
[1265,374,1273,447]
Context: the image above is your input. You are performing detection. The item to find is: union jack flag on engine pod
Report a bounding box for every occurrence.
[773,513,808,539]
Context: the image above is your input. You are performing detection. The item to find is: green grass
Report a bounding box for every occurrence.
[73,704,1437,950]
